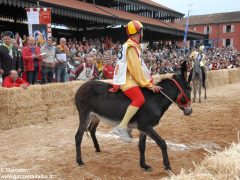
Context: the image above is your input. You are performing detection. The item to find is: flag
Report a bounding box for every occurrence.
[183,11,190,50]
[26,8,52,38]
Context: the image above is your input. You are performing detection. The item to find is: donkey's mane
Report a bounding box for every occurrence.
[156,73,179,86]
[156,73,191,90]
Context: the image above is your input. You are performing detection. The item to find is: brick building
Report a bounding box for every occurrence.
[179,11,240,50]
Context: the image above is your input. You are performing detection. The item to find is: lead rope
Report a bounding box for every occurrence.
[160,91,185,110]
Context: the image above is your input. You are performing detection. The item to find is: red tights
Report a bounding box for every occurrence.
[123,86,145,108]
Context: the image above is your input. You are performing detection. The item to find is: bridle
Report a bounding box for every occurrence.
[160,78,191,110]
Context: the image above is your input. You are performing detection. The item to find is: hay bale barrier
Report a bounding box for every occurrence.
[165,142,240,180]
[0,69,239,130]
[0,81,84,130]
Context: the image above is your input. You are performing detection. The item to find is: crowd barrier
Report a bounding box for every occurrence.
[0,68,239,130]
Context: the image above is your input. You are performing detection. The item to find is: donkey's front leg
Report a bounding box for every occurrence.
[144,126,171,171]
[193,81,196,103]
[139,132,152,171]
[204,85,207,99]
[199,81,202,102]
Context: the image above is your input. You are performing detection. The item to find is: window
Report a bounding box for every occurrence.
[226,25,231,32]
[223,39,234,47]
[223,25,234,33]
[226,39,231,46]
[204,26,212,34]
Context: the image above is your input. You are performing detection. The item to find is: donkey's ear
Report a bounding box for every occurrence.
[181,61,188,81]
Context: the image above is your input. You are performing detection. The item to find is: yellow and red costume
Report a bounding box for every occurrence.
[111,20,157,143]
[110,38,153,108]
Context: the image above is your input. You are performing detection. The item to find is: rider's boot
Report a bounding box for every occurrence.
[113,105,138,143]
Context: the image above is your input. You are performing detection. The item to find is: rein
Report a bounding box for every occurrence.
[160,78,191,110]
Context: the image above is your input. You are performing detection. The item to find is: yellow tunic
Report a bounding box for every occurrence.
[120,43,153,91]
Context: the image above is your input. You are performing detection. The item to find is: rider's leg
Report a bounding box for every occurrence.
[201,66,205,88]
[113,86,145,143]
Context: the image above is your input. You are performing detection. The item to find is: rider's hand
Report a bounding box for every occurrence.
[150,85,162,93]
[109,84,120,92]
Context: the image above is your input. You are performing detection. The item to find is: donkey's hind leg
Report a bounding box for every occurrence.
[199,81,202,103]
[75,111,90,166]
[204,84,207,99]
[88,116,101,152]
[192,81,196,103]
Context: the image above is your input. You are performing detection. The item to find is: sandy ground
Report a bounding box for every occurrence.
[0,83,240,180]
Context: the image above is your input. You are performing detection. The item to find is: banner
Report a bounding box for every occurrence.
[26,8,52,43]
[183,10,190,52]
[39,8,51,24]
[32,24,47,44]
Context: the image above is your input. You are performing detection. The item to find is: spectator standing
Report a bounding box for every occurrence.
[15,32,23,48]
[55,37,69,82]
[40,37,56,83]
[0,32,22,80]
[11,38,23,76]
[22,37,42,84]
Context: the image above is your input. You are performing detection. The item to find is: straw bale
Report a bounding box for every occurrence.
[46,105,76,120]
[228,68,240,84]
[0,110,47,129]
[165,142,240,180]
[0,69,240,130]
[207,69,229,89]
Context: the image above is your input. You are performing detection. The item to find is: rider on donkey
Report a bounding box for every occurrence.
[188,45,206,88]
[109,20,162,143]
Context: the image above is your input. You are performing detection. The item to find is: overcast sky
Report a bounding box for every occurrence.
[152,0,240,16]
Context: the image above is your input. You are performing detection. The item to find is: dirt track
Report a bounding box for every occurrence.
[0,83,240,180]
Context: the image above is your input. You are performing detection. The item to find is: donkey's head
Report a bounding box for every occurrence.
[171,61,192,115]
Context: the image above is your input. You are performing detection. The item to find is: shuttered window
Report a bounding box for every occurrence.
[223,25,226,33]
[223,39,226,46]
[230,39,234,47]
[231,25,234,32]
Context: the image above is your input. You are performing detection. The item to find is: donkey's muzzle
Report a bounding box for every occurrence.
[183,107,192,116]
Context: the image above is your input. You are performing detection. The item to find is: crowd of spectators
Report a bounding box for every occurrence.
[205,46,240,70]
[0,31,239,88]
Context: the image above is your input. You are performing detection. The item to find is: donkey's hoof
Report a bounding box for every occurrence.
[77,161,85,166]
[96,149,101,153]
[142,165,152,172]
[164,165,172,171]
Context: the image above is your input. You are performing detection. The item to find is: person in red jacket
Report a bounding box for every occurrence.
[102,57,114,79]
[2,70,29,89]
[22,37,42,84]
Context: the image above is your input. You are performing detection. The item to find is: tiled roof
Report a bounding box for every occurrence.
[177,11,240,25]
[39,0,203,36]
[138,0,183,15]
[40,0,112,17]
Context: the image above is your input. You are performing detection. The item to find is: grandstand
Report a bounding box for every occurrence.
[0,0,205,41]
